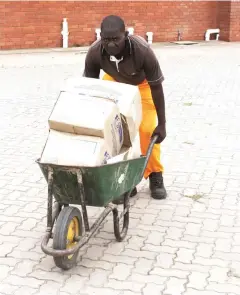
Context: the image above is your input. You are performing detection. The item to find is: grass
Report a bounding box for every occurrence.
[183,102,193,106]
[184,193,204,201]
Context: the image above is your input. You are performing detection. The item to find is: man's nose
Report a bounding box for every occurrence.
[108,42,115,48]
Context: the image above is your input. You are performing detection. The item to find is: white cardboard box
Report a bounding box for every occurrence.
[40,130,112,167]
[49,91,123,156]
[63,77,142,147]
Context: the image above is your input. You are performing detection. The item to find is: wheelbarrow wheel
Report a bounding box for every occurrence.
[113,193,130,242]
[53,206,83,270]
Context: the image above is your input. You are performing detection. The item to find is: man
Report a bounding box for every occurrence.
[83,15,167,200]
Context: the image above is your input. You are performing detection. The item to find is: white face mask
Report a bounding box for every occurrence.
[110,55,123,72]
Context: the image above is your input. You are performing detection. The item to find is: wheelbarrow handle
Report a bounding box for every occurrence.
[141,135,158,178]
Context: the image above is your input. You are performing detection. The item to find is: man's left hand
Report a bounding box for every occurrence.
[151,123,166,144]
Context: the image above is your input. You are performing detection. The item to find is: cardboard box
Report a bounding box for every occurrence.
[107,133,142,164]
[63,77,142,147]
[40,130,112,167]
[49,91,123,156]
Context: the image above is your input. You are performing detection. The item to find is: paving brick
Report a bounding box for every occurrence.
[84,245,105,260]
[8,250,42,261]
[162,239,197,249]
[175,248,195,263]
[109,263,132,281]
[143,283,165,295]
[11,260,38,277]
[0,222,19,235]
[101,254,137,265]
[142,244,178,254]
[208,267,229,283]
[104,279,144,292]
[193,257,229,267]
[125,236,146,251]
[0,265,12,281]
[145,231,165,245]
[150,268,189,279]
[196,243,213,258]
[78,258,115,271]
[187,271,208,289]
[60,275,87,293]
[185,290,227,295]
[155,252,175,269]
[14,286,37,295]
[87,269,111,287]
[3,275,44,288]
[172,262,211,273]
[1,43,240,295]
[133,258,154,275]
[206,283,240,294]
[215,238,232,252]
[164,277,186,295]
[0,243,16,257]
[122,249,157,260]
[82,286,121,295]
[182,235,215,244]
[129,273,167,285]
[185,223,202,236]
[165,227,184,240]
[0,284,19,295]
[17,218,38,231]
[29,270,70,283]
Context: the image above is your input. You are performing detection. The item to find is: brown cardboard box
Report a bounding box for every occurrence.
[48,91,123,156]
[40,130,112,167]
[63,77,142,147]
[107,133,142,164]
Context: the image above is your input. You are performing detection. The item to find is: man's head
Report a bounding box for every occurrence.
[100,15,128,56]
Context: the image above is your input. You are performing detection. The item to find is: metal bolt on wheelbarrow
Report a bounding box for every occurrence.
[36,136,158,270]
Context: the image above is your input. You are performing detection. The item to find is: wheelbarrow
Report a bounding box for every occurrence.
[36,136,157,270]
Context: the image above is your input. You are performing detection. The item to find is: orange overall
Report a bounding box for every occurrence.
[103,73,164,179]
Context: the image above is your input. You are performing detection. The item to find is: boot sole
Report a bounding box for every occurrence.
[150,190,167,200]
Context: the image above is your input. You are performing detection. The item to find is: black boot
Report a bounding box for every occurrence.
[149,172,167,200]
[113,187,137,205]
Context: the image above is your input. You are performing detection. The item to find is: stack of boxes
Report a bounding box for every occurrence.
[40,77,142,166]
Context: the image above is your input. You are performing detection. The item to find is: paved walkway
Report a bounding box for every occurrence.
[1,42,240,295]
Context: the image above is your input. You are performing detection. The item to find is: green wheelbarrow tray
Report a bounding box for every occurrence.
[37,156,146,207]
[36,136,157,268]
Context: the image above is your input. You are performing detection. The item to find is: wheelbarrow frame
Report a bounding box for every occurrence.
[39,136,158,260]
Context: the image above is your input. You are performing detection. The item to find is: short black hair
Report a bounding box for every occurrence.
[101,15,125,33]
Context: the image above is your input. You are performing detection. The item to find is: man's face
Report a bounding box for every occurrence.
[101,30,126,56]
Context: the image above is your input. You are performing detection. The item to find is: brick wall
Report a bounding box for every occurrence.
[229,1,240,41]
[217,1,231,41]
[0,1,239,50]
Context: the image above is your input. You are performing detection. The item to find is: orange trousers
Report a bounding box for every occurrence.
[103,73,164,178]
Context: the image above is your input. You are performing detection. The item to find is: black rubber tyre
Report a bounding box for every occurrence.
[113,193,130,242]
[53,206,83,270]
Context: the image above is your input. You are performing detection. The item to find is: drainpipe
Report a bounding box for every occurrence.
[146,32,153,44]
[95,28,101,40]
[61,18,69,48]
[128,27,134,35]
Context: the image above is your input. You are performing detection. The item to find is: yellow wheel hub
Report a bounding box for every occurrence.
[66,217,79,259]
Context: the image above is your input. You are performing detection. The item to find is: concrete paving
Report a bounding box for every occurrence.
[0,41,240,295]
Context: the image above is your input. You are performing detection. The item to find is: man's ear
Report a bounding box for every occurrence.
[125,30,129,38]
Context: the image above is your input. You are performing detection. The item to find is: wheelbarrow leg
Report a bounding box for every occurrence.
[77,171,90,232]
[47,168,54,230]
[113,190,130,242]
